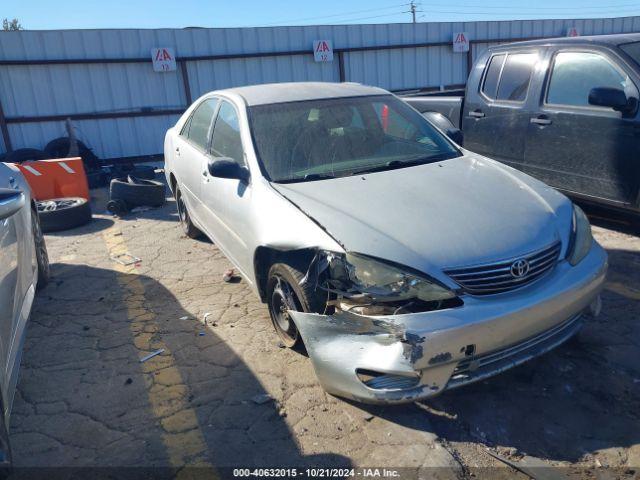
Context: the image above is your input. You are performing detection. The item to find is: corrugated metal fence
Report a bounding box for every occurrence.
[1,16,639,160]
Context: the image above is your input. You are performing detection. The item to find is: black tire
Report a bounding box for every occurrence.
[110,177,165,208]
[106,199,129,216]
[175,187,201,238]
[36,198,92,233]
[266,262,326,348]
[4,148,48,164]
[111,164,156,180]
[31,208,50,289]
[44,137,100,171]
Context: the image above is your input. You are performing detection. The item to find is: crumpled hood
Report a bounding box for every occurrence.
[272,154,573,284]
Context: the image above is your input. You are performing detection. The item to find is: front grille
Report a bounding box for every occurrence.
[446,314,583,390]
[444,241,561,295]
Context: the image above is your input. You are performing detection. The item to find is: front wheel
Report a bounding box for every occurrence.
[266,263,326,348]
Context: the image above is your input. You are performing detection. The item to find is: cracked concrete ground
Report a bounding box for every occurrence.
[8,179,640,478]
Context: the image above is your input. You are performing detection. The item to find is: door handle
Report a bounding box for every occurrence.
[175,147,180,156]
[468,110,485,118]
[530,116,552,126]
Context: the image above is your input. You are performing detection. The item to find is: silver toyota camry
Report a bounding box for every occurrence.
[164,82,607,404]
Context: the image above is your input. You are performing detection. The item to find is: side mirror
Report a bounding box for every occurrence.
[0,189,25,220]
[445,128,464,145]
[207,158,250,182]
[588,87,634,112]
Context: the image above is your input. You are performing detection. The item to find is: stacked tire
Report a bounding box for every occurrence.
[107,176,165,215]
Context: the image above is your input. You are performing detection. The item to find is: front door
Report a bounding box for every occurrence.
[524,49,640,205]
[200,100,254,278]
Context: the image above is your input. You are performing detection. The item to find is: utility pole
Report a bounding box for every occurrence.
[410,0,417,23]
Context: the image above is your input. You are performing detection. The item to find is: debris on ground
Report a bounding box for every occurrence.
[179,316,189,320]
[124,378,133,385]
[251,393,273,405]
[139,349,165,363]
[203,312,217,327]
[198,331,206,336]
[110,253,141,266]
[222,269,235,282]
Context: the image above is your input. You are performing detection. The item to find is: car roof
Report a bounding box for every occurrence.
[216,82,390,106]
[490,32,640,50]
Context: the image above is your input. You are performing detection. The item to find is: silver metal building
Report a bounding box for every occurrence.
[1,16,639,160]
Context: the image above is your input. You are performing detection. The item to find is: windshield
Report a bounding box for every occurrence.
[620,41,640,66]
[248,94,460,183]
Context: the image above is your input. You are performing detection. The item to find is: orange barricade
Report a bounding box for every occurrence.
[13,157,90,201]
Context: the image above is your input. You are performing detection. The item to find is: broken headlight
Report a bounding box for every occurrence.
[330,252,455,303]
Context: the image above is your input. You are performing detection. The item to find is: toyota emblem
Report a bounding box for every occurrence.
[510,259,530,278]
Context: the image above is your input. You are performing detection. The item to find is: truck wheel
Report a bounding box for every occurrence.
[175,187,201,239]
[266,262,326,348]
[31,208,50,289]
[36,198,92,233]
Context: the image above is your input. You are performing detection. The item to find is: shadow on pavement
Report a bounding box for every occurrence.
[11,262,349,470]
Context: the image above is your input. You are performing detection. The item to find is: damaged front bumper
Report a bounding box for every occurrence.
[290,242,607,404]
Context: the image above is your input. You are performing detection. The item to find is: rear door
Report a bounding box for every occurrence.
[173,97,218,223]
[524,47,640,204]
[463,49,541,167]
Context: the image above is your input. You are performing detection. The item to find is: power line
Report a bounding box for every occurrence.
[418,6,640,16]
[422,1,640,10]
[255,3,410,27]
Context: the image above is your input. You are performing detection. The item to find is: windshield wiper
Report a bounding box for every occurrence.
[275,173,338,183]
[350,153,459,176]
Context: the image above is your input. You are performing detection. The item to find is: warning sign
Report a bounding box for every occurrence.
[566,27,579,37]
[313,40,333,62]
[452,32,469,53]
[151,47,176,72]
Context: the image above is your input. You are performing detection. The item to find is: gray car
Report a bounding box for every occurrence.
[0,161,49,462]
[164,82,607,404]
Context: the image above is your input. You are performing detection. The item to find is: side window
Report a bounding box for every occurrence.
[547,51,630,107]
[482,54,505,99]
[496,53,537,102]
[211,101,244,165]
[186,99,218,150]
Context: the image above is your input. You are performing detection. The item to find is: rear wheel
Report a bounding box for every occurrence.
[266,262,326,348]
[176,187,201,239]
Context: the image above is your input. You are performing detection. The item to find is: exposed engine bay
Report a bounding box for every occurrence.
[301,250,463,316]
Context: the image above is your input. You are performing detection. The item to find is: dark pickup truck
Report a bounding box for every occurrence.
[404,33,640,214]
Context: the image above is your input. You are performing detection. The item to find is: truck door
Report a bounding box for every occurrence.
[463,50,540,169]
[524,48,640,205]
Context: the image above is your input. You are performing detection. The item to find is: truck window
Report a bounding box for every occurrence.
[496,53,537,102]
[481,54,505,99]
[546,51,629,107]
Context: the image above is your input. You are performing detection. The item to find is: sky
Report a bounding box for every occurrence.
[3,0,640,30]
